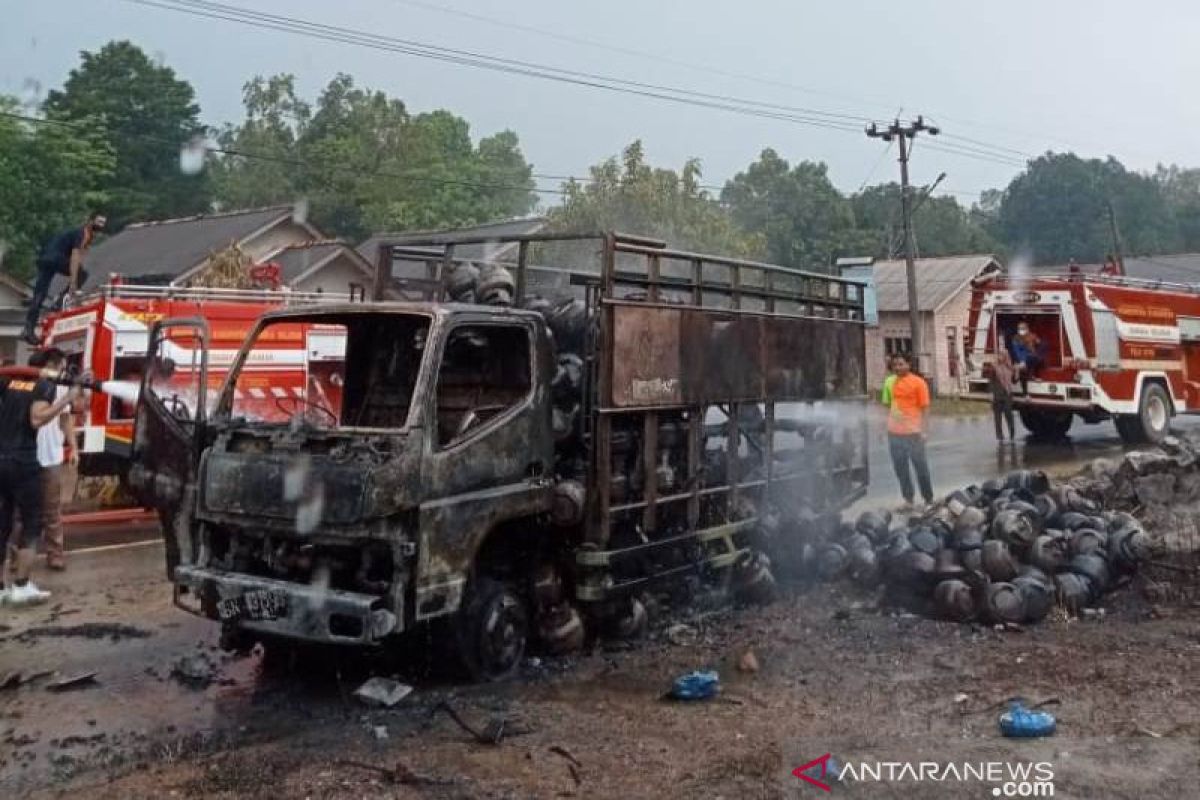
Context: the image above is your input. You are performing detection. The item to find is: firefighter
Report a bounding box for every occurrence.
[0,364,83,606]
[1010,321,1043,394]
[22,213,107,345]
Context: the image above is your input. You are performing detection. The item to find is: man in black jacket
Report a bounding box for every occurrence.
[0,367,82,606]
[21,213,106,345]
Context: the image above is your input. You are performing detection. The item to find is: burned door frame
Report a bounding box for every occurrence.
[413,313,555,621]
[127,317,210,579]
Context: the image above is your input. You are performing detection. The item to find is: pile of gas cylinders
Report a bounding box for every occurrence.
[808,469,1153,624]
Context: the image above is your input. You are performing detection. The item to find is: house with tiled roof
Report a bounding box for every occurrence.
[85,205,374,293]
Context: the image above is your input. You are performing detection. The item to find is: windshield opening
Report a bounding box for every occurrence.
[221,312,431,429]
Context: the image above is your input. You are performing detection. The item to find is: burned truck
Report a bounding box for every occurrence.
[128,232,869,679]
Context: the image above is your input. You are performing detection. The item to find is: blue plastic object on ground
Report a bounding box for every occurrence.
[999,701,1057,738]
[670,670,720,701]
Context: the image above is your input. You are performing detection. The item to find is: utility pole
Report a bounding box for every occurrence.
[866,117,940,373]
[1106,199,1126,276]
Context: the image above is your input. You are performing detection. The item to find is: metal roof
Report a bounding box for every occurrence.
[868,255,1001,312]
[1032,254,1200,285]
[356,217,547,263]
[86,206,297,283]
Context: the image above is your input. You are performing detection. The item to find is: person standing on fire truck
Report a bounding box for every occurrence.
[885,354,934,511]
[0,364,83,606]
[21,213,106,345]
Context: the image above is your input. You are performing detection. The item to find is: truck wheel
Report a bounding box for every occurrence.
[1117,383,1172,444]
[455,577,528,682]
[1018,409,1073,440]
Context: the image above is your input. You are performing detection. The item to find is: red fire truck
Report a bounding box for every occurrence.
[964,272,1200,444]
[38,282,351,475]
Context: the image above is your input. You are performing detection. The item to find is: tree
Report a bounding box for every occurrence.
[1155,165,1200,252]
[213,73,538,241]
[44,41,209,226]
[850,183,998,260]
[548,141,762,257]
[997,153,1179,264]
[0,97,115,279]
[721,149,858,269]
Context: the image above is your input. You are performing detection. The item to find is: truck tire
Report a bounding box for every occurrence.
[455,577,529,682]
[1116,383,1172,444]
[1018,408,1073,440]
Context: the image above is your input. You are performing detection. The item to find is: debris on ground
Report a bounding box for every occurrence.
[335,758,450,786]
[170,653,218,689]
[736,649,760,673]
[668,670,720,701]
[998,700,1057,738]
[11,622,153,642]
[45,672,99,692]
[550,745,584,786]
[434,701,532,745]
[353,677,413,708]
[370,725,388,741]
[665,623,698,646]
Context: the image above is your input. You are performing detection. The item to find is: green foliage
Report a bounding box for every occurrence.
[997,153,1179,263]
[44,41,209,226]
[548,141,764,258]
[722,149,858,269]
[849,183,998,260]
[212,73,537,241]
[0,97,115,280]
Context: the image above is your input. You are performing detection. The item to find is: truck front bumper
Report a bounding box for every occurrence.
[174,565,398,645]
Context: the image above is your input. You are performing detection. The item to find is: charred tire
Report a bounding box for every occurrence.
[455,577,529,682]
[1018,408,1073,440]
[1116,383,1172,445]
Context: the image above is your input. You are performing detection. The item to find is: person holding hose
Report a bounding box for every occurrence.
[21,213,106,345]
[0,363,84,606]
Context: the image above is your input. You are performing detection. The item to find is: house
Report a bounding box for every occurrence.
[839,255,1003,395]
[0,269,33,365]
[85,205,373,292]
[357,217,547,298]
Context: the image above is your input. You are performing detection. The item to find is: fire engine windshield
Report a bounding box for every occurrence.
[219,312,432,429]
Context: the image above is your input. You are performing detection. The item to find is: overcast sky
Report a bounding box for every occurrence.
[5,0,1200,211]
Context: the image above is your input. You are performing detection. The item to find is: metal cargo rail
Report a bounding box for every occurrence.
[372,231,869,598]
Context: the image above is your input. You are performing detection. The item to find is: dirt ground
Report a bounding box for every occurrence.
[10,571,1197,800]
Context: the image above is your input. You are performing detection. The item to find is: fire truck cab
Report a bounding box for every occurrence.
[964,272,1200,444]
[39,282,352,475]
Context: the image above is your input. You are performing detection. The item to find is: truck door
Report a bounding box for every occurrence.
[127,319,209,577]
[414,320,554,620]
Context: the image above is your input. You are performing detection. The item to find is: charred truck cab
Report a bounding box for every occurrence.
[130,232,869,679]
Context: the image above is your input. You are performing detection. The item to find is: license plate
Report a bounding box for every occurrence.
[217,589,289,621]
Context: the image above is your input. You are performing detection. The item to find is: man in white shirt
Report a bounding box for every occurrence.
[29,348,76,570]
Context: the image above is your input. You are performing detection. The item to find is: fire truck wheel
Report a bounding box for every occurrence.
[1118,383,1172,444]
[455,577,529,682]
[1018,409,1073,440]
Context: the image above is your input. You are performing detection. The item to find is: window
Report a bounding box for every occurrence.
[436,324,532,447]
[884,336,913,357]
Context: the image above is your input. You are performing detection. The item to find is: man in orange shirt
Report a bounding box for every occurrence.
[885,354,934,510]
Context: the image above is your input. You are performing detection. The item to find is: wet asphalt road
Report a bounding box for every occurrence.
[3,411,1197,794]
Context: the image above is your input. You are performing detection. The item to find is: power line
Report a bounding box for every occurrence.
[391,0,902,119]
[120,0,1031,171]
